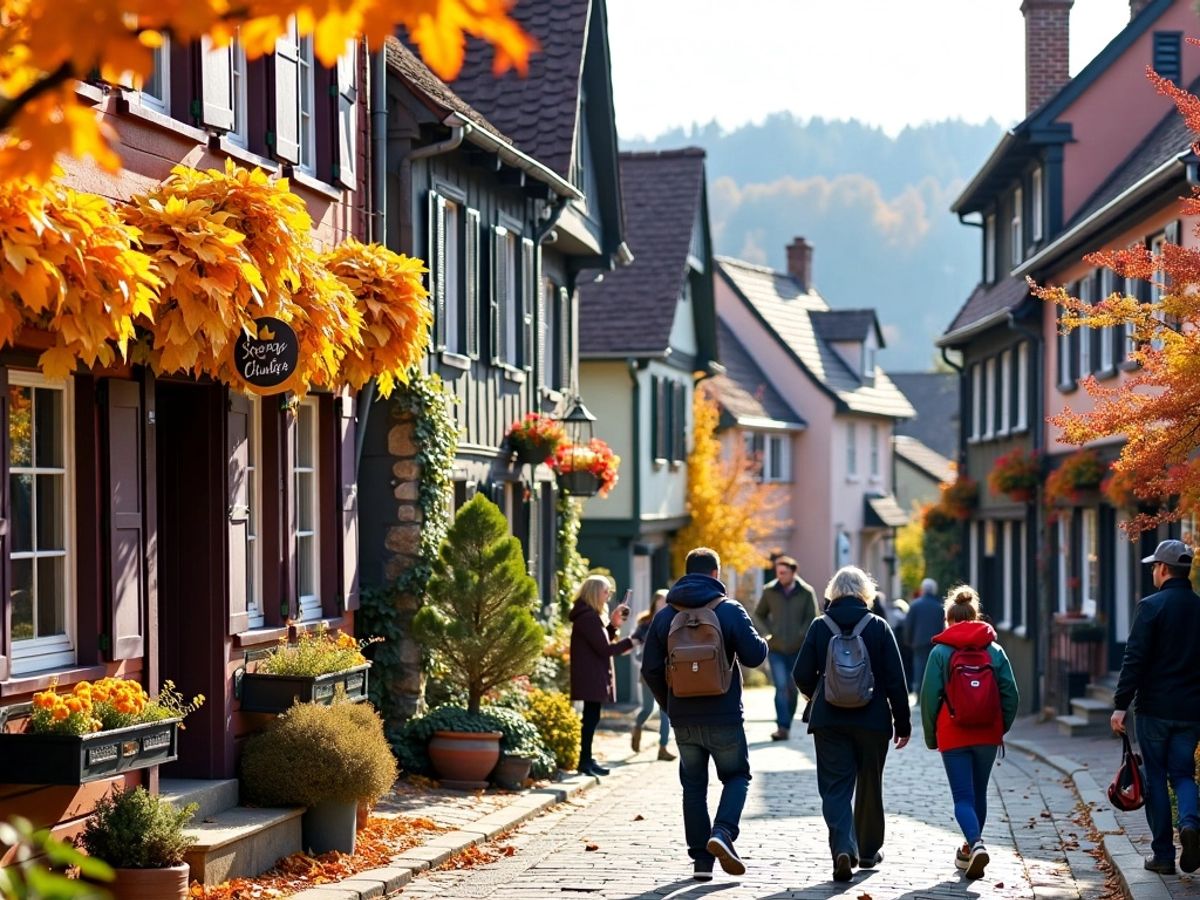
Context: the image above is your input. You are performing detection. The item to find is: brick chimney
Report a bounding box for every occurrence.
[1130,0,1153,18]
[786,237,813,292]
[1022,0,1073,115]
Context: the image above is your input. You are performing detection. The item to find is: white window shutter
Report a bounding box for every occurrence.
[334,40,358,189]
[200,36,235,131]
[273,29,301,164]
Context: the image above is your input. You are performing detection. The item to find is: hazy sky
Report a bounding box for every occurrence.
[608,0,1134,141]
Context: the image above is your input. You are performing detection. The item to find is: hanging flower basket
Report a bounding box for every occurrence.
[1045,450,1105,507]
[558,470,601,497]
[506,413,566,468]
[988,449,1041,503]
[551,439,620,498]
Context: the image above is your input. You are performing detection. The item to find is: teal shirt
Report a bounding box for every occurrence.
[919,642,1020,750]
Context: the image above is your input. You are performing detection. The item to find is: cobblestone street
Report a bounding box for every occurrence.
[397,690,1114,900]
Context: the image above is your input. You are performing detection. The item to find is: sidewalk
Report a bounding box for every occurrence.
[1008,714,1200,899]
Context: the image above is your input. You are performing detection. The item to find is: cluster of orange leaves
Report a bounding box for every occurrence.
[0,0,536,184]
[189,816,441,899]
[0,161,429,393]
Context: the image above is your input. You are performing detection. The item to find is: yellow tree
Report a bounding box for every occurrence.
[0,0,535,183]
[673,381,788,577]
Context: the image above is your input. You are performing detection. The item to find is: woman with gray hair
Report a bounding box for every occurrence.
[793,565,912,884]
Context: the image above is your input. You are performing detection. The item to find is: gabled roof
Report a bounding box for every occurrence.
[938,276,1031,346]
[889,372,959,460]
[710,320,805,428]
[716,257,914,420]
[893,435,956,486]
[811,310,883,345]
[448,0,591,181]
[579,149,707,356]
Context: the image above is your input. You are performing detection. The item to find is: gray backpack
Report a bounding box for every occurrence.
[821,614,875,708]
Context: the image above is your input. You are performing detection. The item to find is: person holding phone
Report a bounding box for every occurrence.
[569,575,636,776]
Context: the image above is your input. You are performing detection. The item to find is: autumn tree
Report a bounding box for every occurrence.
[672,381,788,578]
[1032,64,1200,535]
[0,0,535,183]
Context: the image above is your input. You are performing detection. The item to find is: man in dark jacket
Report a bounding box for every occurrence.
[755,555,819,741]
[642,547,768,882]
[1112,540,1200,876]
[904,578,944,693]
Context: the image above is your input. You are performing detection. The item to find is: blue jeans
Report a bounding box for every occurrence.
[812,726,889,862]
[675,723,751,864]
[768,650,800,729]
[1136,715,1200,862]
[635,677,670,746]
[941,745,999,845]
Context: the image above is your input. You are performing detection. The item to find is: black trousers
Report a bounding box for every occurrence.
[579,700,602,767]
[812,725,890,863]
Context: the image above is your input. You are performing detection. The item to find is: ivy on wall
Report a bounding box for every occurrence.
[360,371,458,728]
[555,490,590,622]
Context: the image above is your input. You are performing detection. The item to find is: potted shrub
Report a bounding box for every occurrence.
[78,786,196,900]
[240,701,397,855]
[988,449,1041,503]
[505,413,566,468]
[550,439,621,498]
[0,679,203,785]
[411,494,543,788]
[239,624,375,713]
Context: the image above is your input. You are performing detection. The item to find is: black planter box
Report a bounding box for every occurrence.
[0,718,181,785]
[238,664,370,714]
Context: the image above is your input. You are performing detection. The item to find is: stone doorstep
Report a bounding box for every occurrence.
[184,806,305,886]
[160,777,240,822]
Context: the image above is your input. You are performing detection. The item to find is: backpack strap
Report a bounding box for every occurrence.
[820,614,838,634]
[849,614,873,638]
[704,597,726,611]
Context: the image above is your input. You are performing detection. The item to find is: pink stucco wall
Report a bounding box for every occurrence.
[1042,202,1194,453]
[1060,2,1199,222]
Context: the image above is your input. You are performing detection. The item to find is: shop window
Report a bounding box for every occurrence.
[10,374,74,675]
[294,398,320,621]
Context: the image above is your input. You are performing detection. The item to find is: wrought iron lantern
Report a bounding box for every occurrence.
[558,398,600,497]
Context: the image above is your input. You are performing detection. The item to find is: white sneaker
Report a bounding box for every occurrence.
[965,841,989,879]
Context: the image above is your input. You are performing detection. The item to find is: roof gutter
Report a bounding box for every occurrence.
[936,308,1014,348]
[951,131,1020,215]
[1013,150,1194,278]
[453,115,583,201]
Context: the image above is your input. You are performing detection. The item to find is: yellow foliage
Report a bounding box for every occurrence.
[0,0,535,184]
[323,237,432,397]
[672,382,789,577]
[0,176,160,377]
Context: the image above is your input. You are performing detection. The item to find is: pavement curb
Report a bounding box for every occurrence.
[1007,737,1165,899]
[287,747,641,900]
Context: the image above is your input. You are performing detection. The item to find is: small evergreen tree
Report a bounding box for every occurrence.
[412,494,542,714]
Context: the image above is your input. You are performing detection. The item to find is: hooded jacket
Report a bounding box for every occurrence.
[640,574,768,726]
[1114,577,1200,721]
[919,620,1020,752]
[793,597,911,738]
[569,599,633,703]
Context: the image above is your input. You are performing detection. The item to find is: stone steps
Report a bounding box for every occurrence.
[160,778,240,822]
[1069,696,1112,726]
[1055,713,1111,737]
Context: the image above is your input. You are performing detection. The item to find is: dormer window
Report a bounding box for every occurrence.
[984,213,996,283]
[1011,187,1023,266]
[862,343,875,378]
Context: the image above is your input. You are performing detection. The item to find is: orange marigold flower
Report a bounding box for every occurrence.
[51,706,69,721]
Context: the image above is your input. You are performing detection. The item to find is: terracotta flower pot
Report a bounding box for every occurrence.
[428,730,503,790]
[109,863,190,900]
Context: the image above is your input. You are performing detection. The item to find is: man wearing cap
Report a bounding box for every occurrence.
[756,555,819,741]
[1112,539,1200,876]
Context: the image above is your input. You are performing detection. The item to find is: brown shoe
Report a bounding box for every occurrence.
[770,728,789,741]
[631,725,642,753]
[657,746,677,761]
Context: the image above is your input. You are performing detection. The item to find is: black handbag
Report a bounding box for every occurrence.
[1108,731,1146,812]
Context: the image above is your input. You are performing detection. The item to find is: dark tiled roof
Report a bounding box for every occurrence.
[893,435,956,485]
[941,276,1030,342]
[710,321,804,427]
[810,309,880,344]
[578,150,706,355]
[889,372,959,459]
[716,257,915,420]
[446,0,590,179]
[1069,87,1197,226]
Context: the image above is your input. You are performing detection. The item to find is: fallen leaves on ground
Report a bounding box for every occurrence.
[437,843,516,870]
[190,815,441,899]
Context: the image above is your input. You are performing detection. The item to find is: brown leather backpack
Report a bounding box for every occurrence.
[665,598,733,697]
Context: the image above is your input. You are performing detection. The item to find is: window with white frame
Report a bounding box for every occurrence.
[1001,520,1014,627]
[227,37,248,147]
[869,424,880,478]
[969,520,980,589]
[1058,302,1072,386]
[10,374,74,675]
[1016,342,1029,430]
[294,398,320,621]
[297,24,316,173]
[1099,268,1115,372]
[863,343,876,378]
[503,229,519,366]
[1011,187,1023,266]
[1081,508,1099,617]
[763,433,791,484]
[1150,233,1166,351]
[443,200,461,354]
[1115,512,1132,640]
[984,214,996,282]
[846,422,857,477]
[999,349,1012,435]
[1123,274,1138,359]
[245,396,264,629]
[1056,513,1070,614]
[970,362,982,440]
[984,357,996,439]
[1078,276,1092,376]
[1031,167,1044,242]
[141,36,171,113]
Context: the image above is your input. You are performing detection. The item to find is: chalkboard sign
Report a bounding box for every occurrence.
[234,317,300,395]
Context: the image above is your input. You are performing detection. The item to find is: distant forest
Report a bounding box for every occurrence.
[623,115,1006,371]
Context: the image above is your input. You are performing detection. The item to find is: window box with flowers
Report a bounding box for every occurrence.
[988,449,1041,503]
[1045,450,1104,507]
[551,439,621,498]
[237,625,377,714]
[505,413,567,468]
[0,678,203,785]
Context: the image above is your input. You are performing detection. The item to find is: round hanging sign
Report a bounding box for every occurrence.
[233,317,300,395]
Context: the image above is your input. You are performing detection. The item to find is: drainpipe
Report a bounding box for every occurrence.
[626,357,646,541]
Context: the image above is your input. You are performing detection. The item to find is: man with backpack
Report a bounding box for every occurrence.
[1111,540,1200,876]
[641,547,769,882]
[792,565,911,883]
